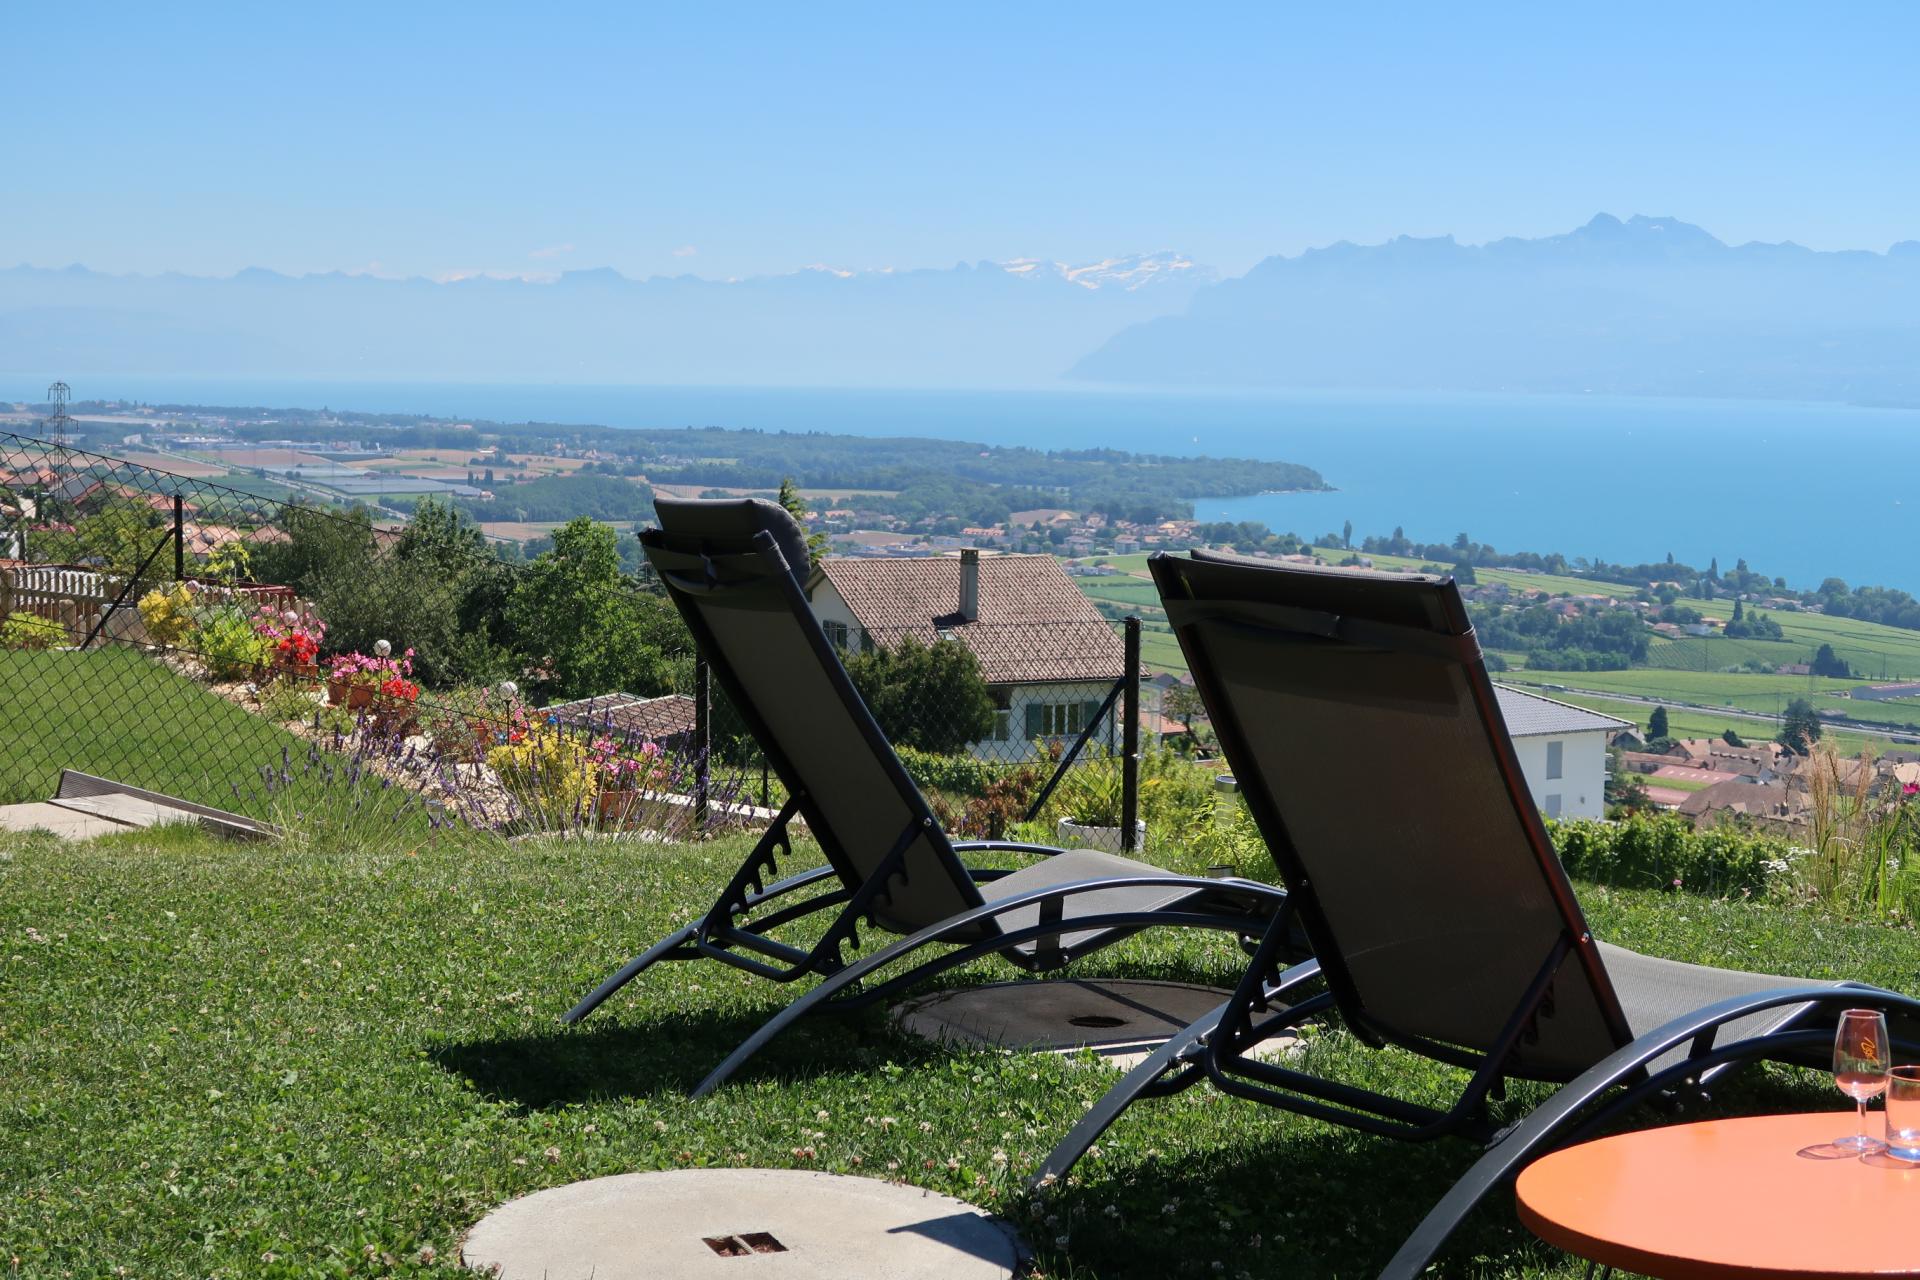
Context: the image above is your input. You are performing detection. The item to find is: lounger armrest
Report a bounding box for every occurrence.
[1381,981,1920,1280]
[951,840,1069,859]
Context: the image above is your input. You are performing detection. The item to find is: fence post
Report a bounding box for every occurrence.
[1121,615,1141,853]
[693,655,711,831]
[173,495,185,580]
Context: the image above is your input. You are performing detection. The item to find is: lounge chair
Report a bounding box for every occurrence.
[565,499,1302,1097]
[1029,550,1920,1275]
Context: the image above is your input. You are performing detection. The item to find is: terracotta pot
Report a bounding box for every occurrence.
[347,684,375,711]
[279,660,319,681]
[371,699,418,737]
[326,679,349,706]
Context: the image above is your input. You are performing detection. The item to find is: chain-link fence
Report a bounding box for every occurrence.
[3,432,1149,846]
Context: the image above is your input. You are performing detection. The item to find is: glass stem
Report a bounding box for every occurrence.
[1859,1097,1869,1143]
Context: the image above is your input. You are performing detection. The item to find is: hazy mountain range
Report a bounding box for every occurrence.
[1073,215,1920,402]
[5,216,1917,402]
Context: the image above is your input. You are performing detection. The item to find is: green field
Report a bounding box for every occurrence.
[1069,552,1920,721]
[1528,689,1896,756]
[0,647,310,811]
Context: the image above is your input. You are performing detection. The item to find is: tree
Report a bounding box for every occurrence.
[1648,705,1669,740]
[844,635,995,755]
[1722,728,1746,747]
[1342,519,1353,549]
[1732,597,1744,622]
[1778,697,1822,755]
[507,517,685,700]
[776,477,829,568]
[1451,560,1477,585]
[1162,683,1208,748]
[1810,643,1852,679]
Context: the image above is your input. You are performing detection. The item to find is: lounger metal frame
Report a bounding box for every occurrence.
[565,513,1294,1096]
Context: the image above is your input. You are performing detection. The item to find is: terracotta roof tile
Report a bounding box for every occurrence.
[814,554,1122,685]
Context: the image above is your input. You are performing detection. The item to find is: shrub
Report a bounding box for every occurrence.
[195,607,274,680]
[0,612,66,650]
[1549,813,1784,896]
[895,744,997,797]
[137,583,198,648]
[487,727,598,824]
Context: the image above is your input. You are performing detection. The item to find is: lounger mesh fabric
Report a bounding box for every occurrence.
[1163,549,1841,1078]
[648,498,1204,956]
[651,497,979,935]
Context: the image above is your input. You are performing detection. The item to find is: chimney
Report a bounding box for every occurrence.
[957,548,980,622]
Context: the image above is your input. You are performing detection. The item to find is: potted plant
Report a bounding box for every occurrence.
[1052,759,1146,853]
[326,654,380,709]
[592,738,671,828]
[371,674,421,737]
[326,645,414,710]
[252,605,327,680]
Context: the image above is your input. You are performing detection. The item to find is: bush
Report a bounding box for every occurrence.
[0,612,65,651]
[137,583,197,647]
[487,727,597,824]
[1549,813,1786,896]
[195,607,274,680]
[895,744,997,797]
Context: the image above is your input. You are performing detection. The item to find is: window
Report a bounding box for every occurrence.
[1545,740,1564,780]
[823,620,850,651]
[1026,698,1098,739]
[1544,793,1562,819]
[990,687,1012,742]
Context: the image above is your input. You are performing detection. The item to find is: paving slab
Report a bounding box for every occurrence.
[893,978,1301,1071]
[462,1168,1021,1279]
[0,802,136,840]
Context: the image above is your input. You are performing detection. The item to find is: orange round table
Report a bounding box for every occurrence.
[1516,1113,1920,1278]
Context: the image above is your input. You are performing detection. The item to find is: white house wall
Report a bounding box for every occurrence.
[1508,729,1609,820]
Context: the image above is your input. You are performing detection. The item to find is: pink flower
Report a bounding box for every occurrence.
[1904,782,1919,797]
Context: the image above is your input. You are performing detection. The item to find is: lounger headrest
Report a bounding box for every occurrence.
[652,497,813,586]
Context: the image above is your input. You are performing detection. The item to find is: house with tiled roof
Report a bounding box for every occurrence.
[807,549,1124,761]
[1492,685,1632,820]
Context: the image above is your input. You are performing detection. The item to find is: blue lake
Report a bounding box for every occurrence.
[23,376,1920,593]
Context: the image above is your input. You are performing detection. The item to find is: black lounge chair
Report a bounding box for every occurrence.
[565,499,1301,1096]
[1029,550,1920,1276]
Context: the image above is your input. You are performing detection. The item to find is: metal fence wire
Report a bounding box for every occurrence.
[1,431,1143,847]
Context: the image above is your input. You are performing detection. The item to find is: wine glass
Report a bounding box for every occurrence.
[1832,1008,1890,1153]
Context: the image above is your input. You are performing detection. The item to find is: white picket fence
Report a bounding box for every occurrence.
[0,564,128,644]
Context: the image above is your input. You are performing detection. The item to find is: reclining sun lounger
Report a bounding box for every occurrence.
[1029,549,1920,1276]
[566,500,1303,1097]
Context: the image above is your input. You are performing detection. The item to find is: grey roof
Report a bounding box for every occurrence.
[1493,684,1633,738]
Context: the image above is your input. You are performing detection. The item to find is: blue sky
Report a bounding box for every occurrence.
[6,2,1915,281]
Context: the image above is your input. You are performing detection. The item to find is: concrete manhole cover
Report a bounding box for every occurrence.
[893,978,1301,1070]
[462,1168,1022,1279]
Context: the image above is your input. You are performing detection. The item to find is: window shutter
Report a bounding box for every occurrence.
[1025,703,1044,738]
[1080,700,1100,733]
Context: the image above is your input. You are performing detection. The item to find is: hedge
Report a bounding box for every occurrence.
[1549,813,1788,896]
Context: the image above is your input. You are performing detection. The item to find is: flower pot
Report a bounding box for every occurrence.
[347,684,374,711]
[278,660,319,681]
[596,788,640,827]
[1055,816,1147,854]
[326,679,350,706]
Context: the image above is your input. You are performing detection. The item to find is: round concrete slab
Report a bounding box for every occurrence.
[462,1168,1021,1279]
[893,978,1300,1070]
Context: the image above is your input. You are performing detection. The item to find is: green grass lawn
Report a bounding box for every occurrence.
[0,648,313,812]
[4,822,1910,1277]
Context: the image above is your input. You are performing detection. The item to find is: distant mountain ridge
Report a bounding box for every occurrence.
[1070,214,1920,401]
[5,217,1918,402]
[0,252,1211,387]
